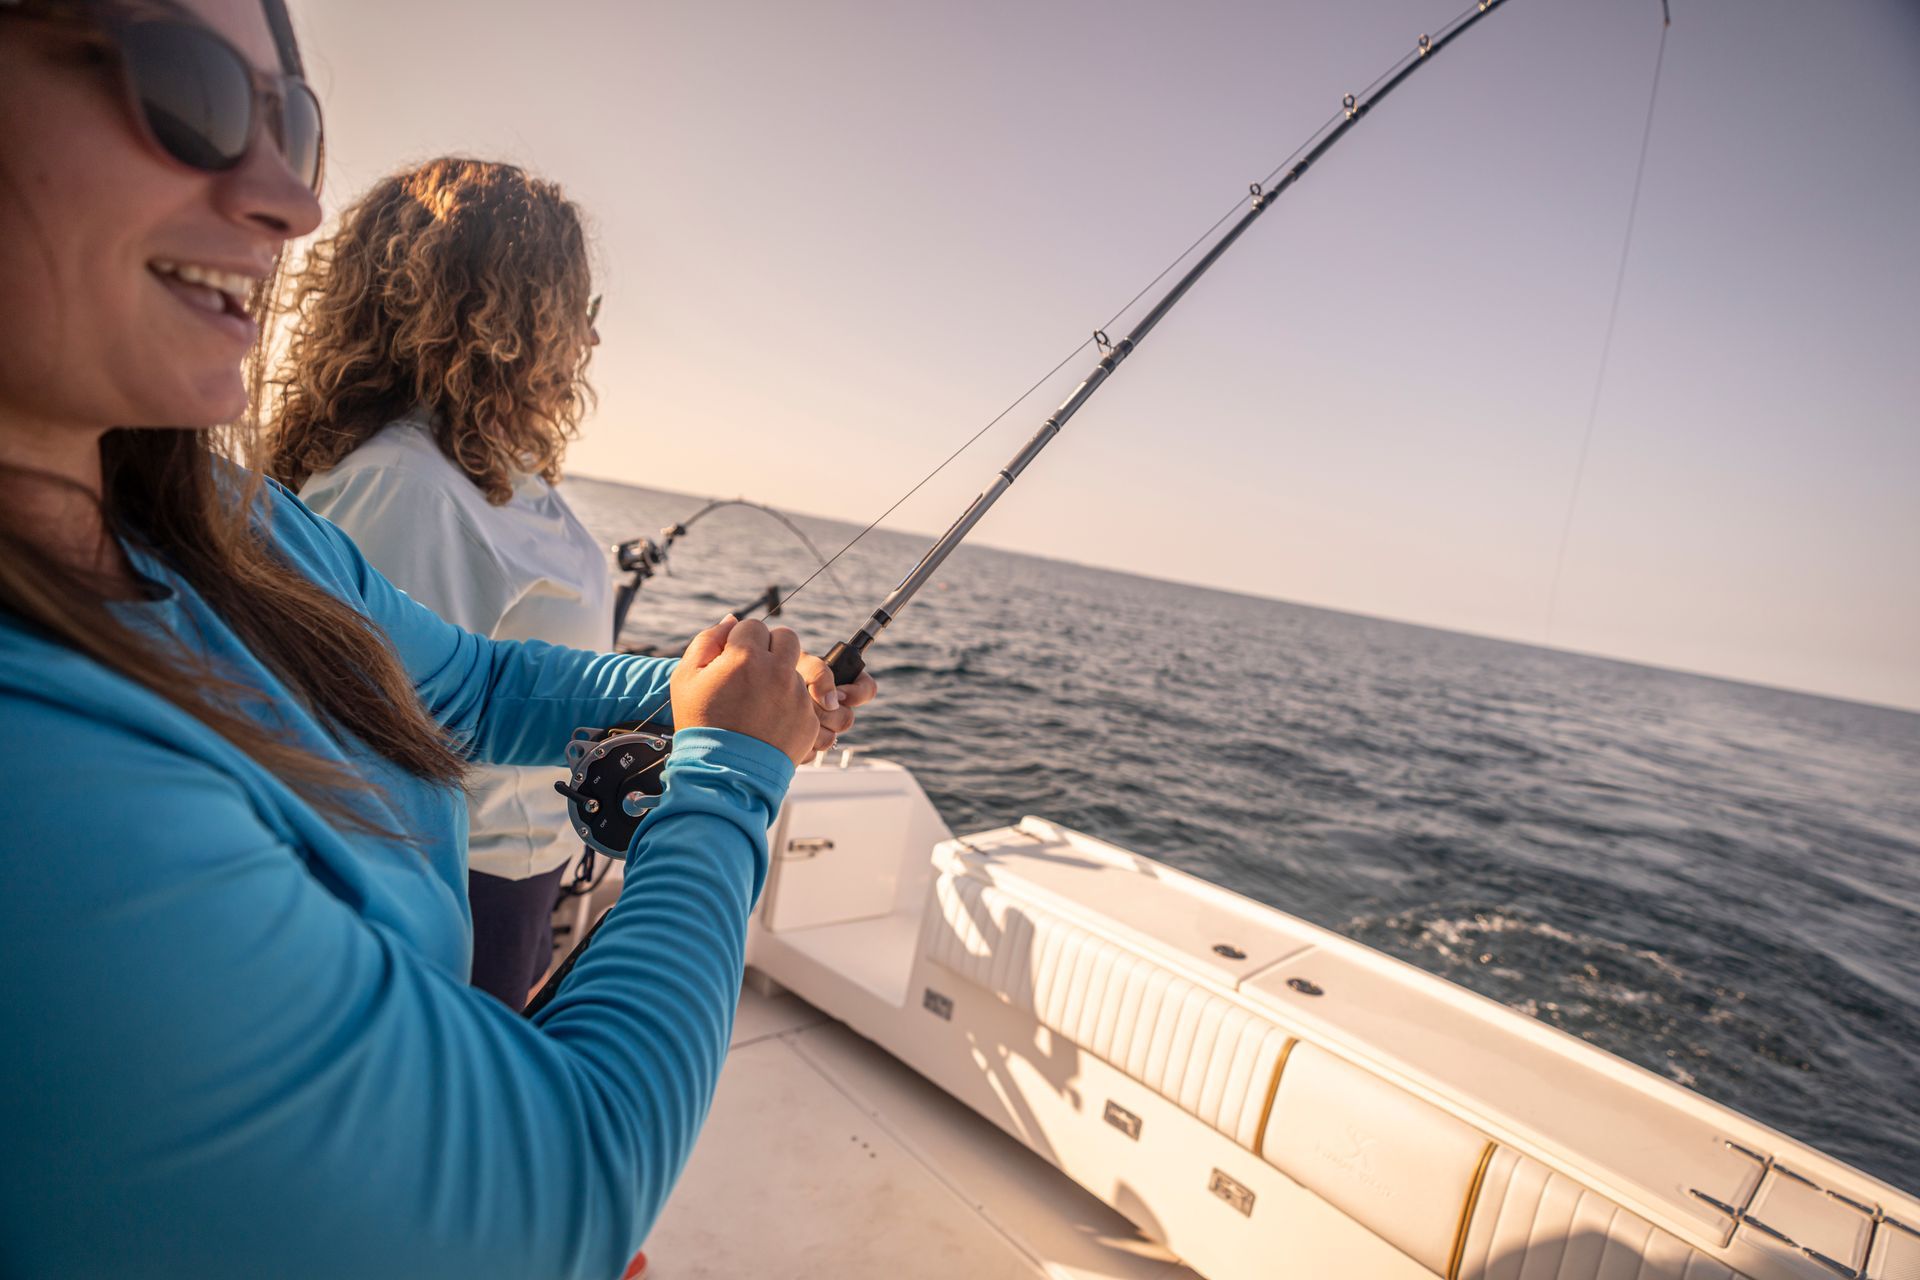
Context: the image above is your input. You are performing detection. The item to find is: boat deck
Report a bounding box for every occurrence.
[645,980,1200,1279]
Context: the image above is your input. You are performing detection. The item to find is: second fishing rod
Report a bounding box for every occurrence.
[821,0,1514,689]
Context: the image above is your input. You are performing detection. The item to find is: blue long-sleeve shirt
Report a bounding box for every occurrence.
[0,479,793,1279]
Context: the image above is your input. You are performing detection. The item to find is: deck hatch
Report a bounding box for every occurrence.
[1739,1162,1877,1277]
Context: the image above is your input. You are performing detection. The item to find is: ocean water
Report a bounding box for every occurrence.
[568,476,1920,1192]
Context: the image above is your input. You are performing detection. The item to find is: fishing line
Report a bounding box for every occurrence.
[1544,3,1673,644]
[773,203,1260,615]
[772,200,1273,613]
[764,195,1259,621]
[771,338,1094,613]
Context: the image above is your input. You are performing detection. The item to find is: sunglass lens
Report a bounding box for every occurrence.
[120,21,254,171]
[281,83,325,192]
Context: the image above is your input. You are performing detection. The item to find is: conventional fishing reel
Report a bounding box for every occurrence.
[525,720,672,1019]
[554,720,674,858]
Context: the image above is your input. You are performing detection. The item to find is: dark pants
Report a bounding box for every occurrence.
[467,861,570,1009]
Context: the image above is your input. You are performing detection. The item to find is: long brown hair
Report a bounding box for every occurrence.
[265,157,595,504]
[1,335,469,831]
[0,6,468,832]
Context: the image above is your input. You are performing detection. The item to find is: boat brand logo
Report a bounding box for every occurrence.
[1208,1169,1255,1217]
[1103,1100,1143,1141]
[1316,1123,1388,1197]
[922,988,954,1021]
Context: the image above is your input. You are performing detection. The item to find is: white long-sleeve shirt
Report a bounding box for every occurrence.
[301,410,613,879]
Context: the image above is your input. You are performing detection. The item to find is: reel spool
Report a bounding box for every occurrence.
[556,721,674,858]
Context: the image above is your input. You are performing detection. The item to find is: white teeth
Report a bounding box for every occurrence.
[150,259,259,308]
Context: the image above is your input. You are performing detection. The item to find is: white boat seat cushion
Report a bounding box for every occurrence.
[926,872,1291,1149]
[1459,1148,1747,1280]
[1259,1042,1492,1276]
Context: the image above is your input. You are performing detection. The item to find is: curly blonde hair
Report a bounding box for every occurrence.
[266,157,595,505]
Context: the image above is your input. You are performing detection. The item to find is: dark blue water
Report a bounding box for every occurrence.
[569,476,1920,1192]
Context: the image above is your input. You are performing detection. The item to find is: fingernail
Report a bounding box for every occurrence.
[825,690,841,711]
[722,613,737,623]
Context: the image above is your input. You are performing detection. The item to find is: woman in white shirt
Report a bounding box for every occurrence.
[264,157,783,1006]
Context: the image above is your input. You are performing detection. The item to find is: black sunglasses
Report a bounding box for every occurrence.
[3,0,324,193]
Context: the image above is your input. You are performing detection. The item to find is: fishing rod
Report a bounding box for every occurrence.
[609,497,852,644]
[818,0,1515,689]
[530,0,1518,1017]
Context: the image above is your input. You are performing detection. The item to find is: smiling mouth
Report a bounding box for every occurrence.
[149,259,259,326]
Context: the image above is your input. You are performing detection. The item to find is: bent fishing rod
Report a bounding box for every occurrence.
[819,0,1514,689]
[530,0,1517,1016]
[609,497,853,644]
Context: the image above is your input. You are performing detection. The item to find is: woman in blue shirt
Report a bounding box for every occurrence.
[0,1,871,1276]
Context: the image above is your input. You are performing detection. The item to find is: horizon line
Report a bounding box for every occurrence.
[568,470,1920,719]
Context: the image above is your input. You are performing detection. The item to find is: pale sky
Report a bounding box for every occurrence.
[291,0,1919,711]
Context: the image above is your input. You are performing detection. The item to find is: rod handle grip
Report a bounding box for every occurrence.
[823,640,866,689]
